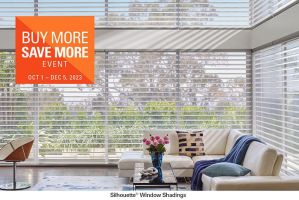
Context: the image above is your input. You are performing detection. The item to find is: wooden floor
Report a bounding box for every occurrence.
[0,166,119,186]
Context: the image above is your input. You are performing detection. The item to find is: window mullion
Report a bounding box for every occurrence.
[104,51,109,163]
[105,0,108,27]
[176,0,180,29]
[33,0,39,164]
[176,51,181,129]
[33,84,39,162]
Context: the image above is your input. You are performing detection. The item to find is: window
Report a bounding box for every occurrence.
[253,38,299,175]
[0,51,251,162]
[1,0,252,28]
[0,0,34,28]
[106,0,250,28]
[38,0,105,26]
[0,52,36,159]
[3,0,298,28]
[37,53,106,161]
[179,52,252,131]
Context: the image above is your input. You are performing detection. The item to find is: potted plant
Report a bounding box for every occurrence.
[142,134,169,171]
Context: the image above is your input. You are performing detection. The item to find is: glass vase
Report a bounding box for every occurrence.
[151,152,163,171]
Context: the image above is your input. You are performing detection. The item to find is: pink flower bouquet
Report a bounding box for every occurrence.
[143,134,169,154]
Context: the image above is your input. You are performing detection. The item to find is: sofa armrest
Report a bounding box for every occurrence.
[210,176,299,191]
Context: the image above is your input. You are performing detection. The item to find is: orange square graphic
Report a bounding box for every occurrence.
[16,16,94,84]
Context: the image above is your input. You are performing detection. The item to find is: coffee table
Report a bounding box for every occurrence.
[133,162,178,190]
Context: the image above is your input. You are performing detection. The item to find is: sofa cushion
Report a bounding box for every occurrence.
[203,129,230,155]
[242,141,277,176]
[177,130,205,157]
[192,155,224,163]
[119,152,194,170]
[202,162,251,177]
[118,152,150,170]
[144,155,194,169]
[225,129,244,155]
[143,130,179,155]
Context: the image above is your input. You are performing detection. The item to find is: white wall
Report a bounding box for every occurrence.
[95,29,251,50]
[0,29,251,51]
[251,3,299,49]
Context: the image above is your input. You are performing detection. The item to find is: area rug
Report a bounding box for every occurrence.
[31,176,190,191]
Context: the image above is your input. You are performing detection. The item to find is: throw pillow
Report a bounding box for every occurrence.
[202,162,251,177]
[176,130,205,157]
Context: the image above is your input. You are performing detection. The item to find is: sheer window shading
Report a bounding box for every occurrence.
[0,51,251,162]
[253,37,299,176]
[1,0,251,28]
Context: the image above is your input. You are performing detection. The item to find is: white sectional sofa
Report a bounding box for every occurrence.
[119,129,237,177]
[118,129,299,190]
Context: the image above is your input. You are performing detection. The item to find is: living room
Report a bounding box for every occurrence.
[0,0,299,199]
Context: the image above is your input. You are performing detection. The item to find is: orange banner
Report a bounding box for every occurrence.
[16,16,94,84]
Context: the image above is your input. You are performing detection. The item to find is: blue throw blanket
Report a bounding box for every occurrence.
[191,135,262,190]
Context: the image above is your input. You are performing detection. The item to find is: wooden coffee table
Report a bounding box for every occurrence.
[133,162,178,191]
